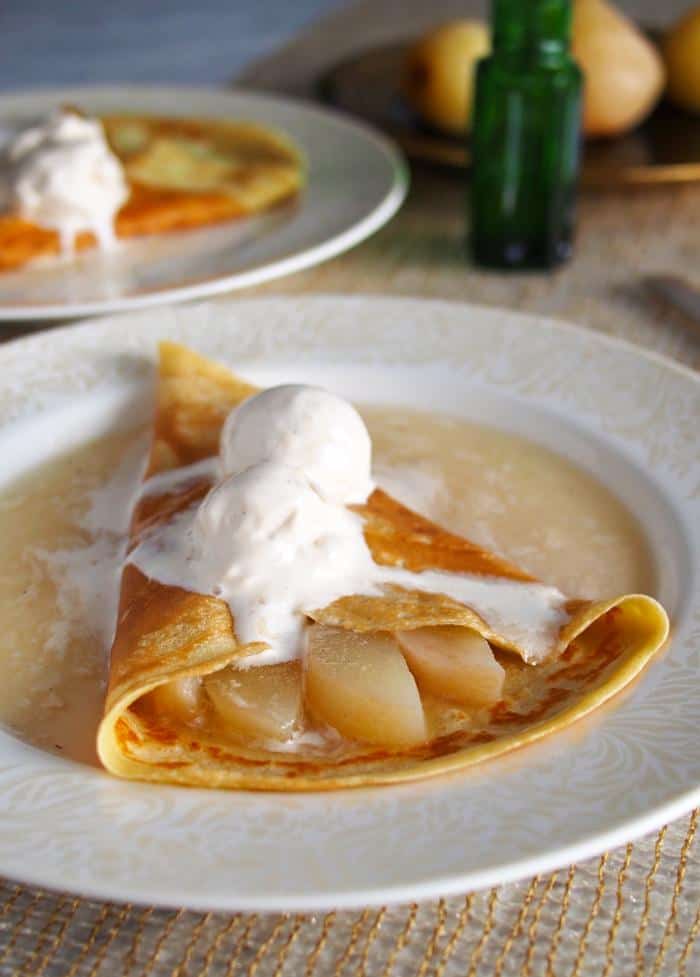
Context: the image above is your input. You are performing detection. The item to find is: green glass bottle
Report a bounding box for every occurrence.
[470,0,583,269]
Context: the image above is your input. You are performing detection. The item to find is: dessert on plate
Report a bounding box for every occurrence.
[97,343,669,790]
[98,342,668,790]
[0,108,303,271]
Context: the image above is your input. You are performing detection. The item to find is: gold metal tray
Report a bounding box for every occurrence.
[319,41,700,188]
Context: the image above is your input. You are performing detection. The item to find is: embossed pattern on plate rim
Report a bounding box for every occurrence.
[0,295,697,912]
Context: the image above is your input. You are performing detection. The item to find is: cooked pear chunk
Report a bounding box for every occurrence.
[396,626,504,708]
[204,661,303,742]
[304,625,427,748]
[148,676,202,722]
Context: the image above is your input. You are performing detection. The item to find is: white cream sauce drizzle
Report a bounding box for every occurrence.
[129,388,569,665]
[139,456,220,498]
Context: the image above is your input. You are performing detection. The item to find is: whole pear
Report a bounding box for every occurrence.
[572,0,665,137]
[663,5,700,114]
[402,20,490,136]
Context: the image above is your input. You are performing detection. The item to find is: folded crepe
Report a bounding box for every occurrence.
[0,114,302,271]
[97,343,669,790]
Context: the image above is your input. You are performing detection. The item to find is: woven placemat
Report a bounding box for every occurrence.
[0,812,697,976]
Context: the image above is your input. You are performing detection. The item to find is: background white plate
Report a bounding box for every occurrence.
[0,296,698,911]
[0,87,407,321]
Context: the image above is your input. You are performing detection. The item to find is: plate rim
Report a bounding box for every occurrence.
[4,287,699,389]
[0,294,697,911]
[0,85,409,322]
[3,783,697,913]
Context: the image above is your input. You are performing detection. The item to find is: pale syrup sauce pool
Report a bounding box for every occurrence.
[0,408,655,766]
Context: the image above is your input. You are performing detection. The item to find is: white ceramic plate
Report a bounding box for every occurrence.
[0,87,407,321]
[0,296,698,911]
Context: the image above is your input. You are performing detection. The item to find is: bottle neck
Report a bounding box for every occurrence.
[491,0,572,63]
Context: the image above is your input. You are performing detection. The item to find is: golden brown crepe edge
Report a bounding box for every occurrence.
[98,592,668,789]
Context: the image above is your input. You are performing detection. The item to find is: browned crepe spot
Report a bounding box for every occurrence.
[357,488,534,580]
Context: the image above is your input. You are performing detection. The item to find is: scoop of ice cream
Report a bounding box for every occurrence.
[220,385,373,504]
[2,109,128,251]
[194,461,334,563]
[191,460,371,657]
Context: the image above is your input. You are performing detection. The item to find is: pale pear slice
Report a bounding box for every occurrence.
[204,661,303,742]
[304,625,427,748]
[396,626,505,708]
[148,676,203,723]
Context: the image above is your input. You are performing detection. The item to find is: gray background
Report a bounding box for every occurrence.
[0,0,344,89]
[0,0,687,91]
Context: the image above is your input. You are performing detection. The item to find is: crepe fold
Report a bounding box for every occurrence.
[97,342,669,790]
[0,114,303,271]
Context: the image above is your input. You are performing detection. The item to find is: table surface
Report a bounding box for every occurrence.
[0,1,699,975]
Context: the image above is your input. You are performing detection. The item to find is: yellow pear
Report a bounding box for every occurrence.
[147,676,202,723]
[663,5,700,114]
[572,0,665,137]
[205,662,303,742]
[401,20,490,135]
[304,626,427,748]
[396,627,504,708]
